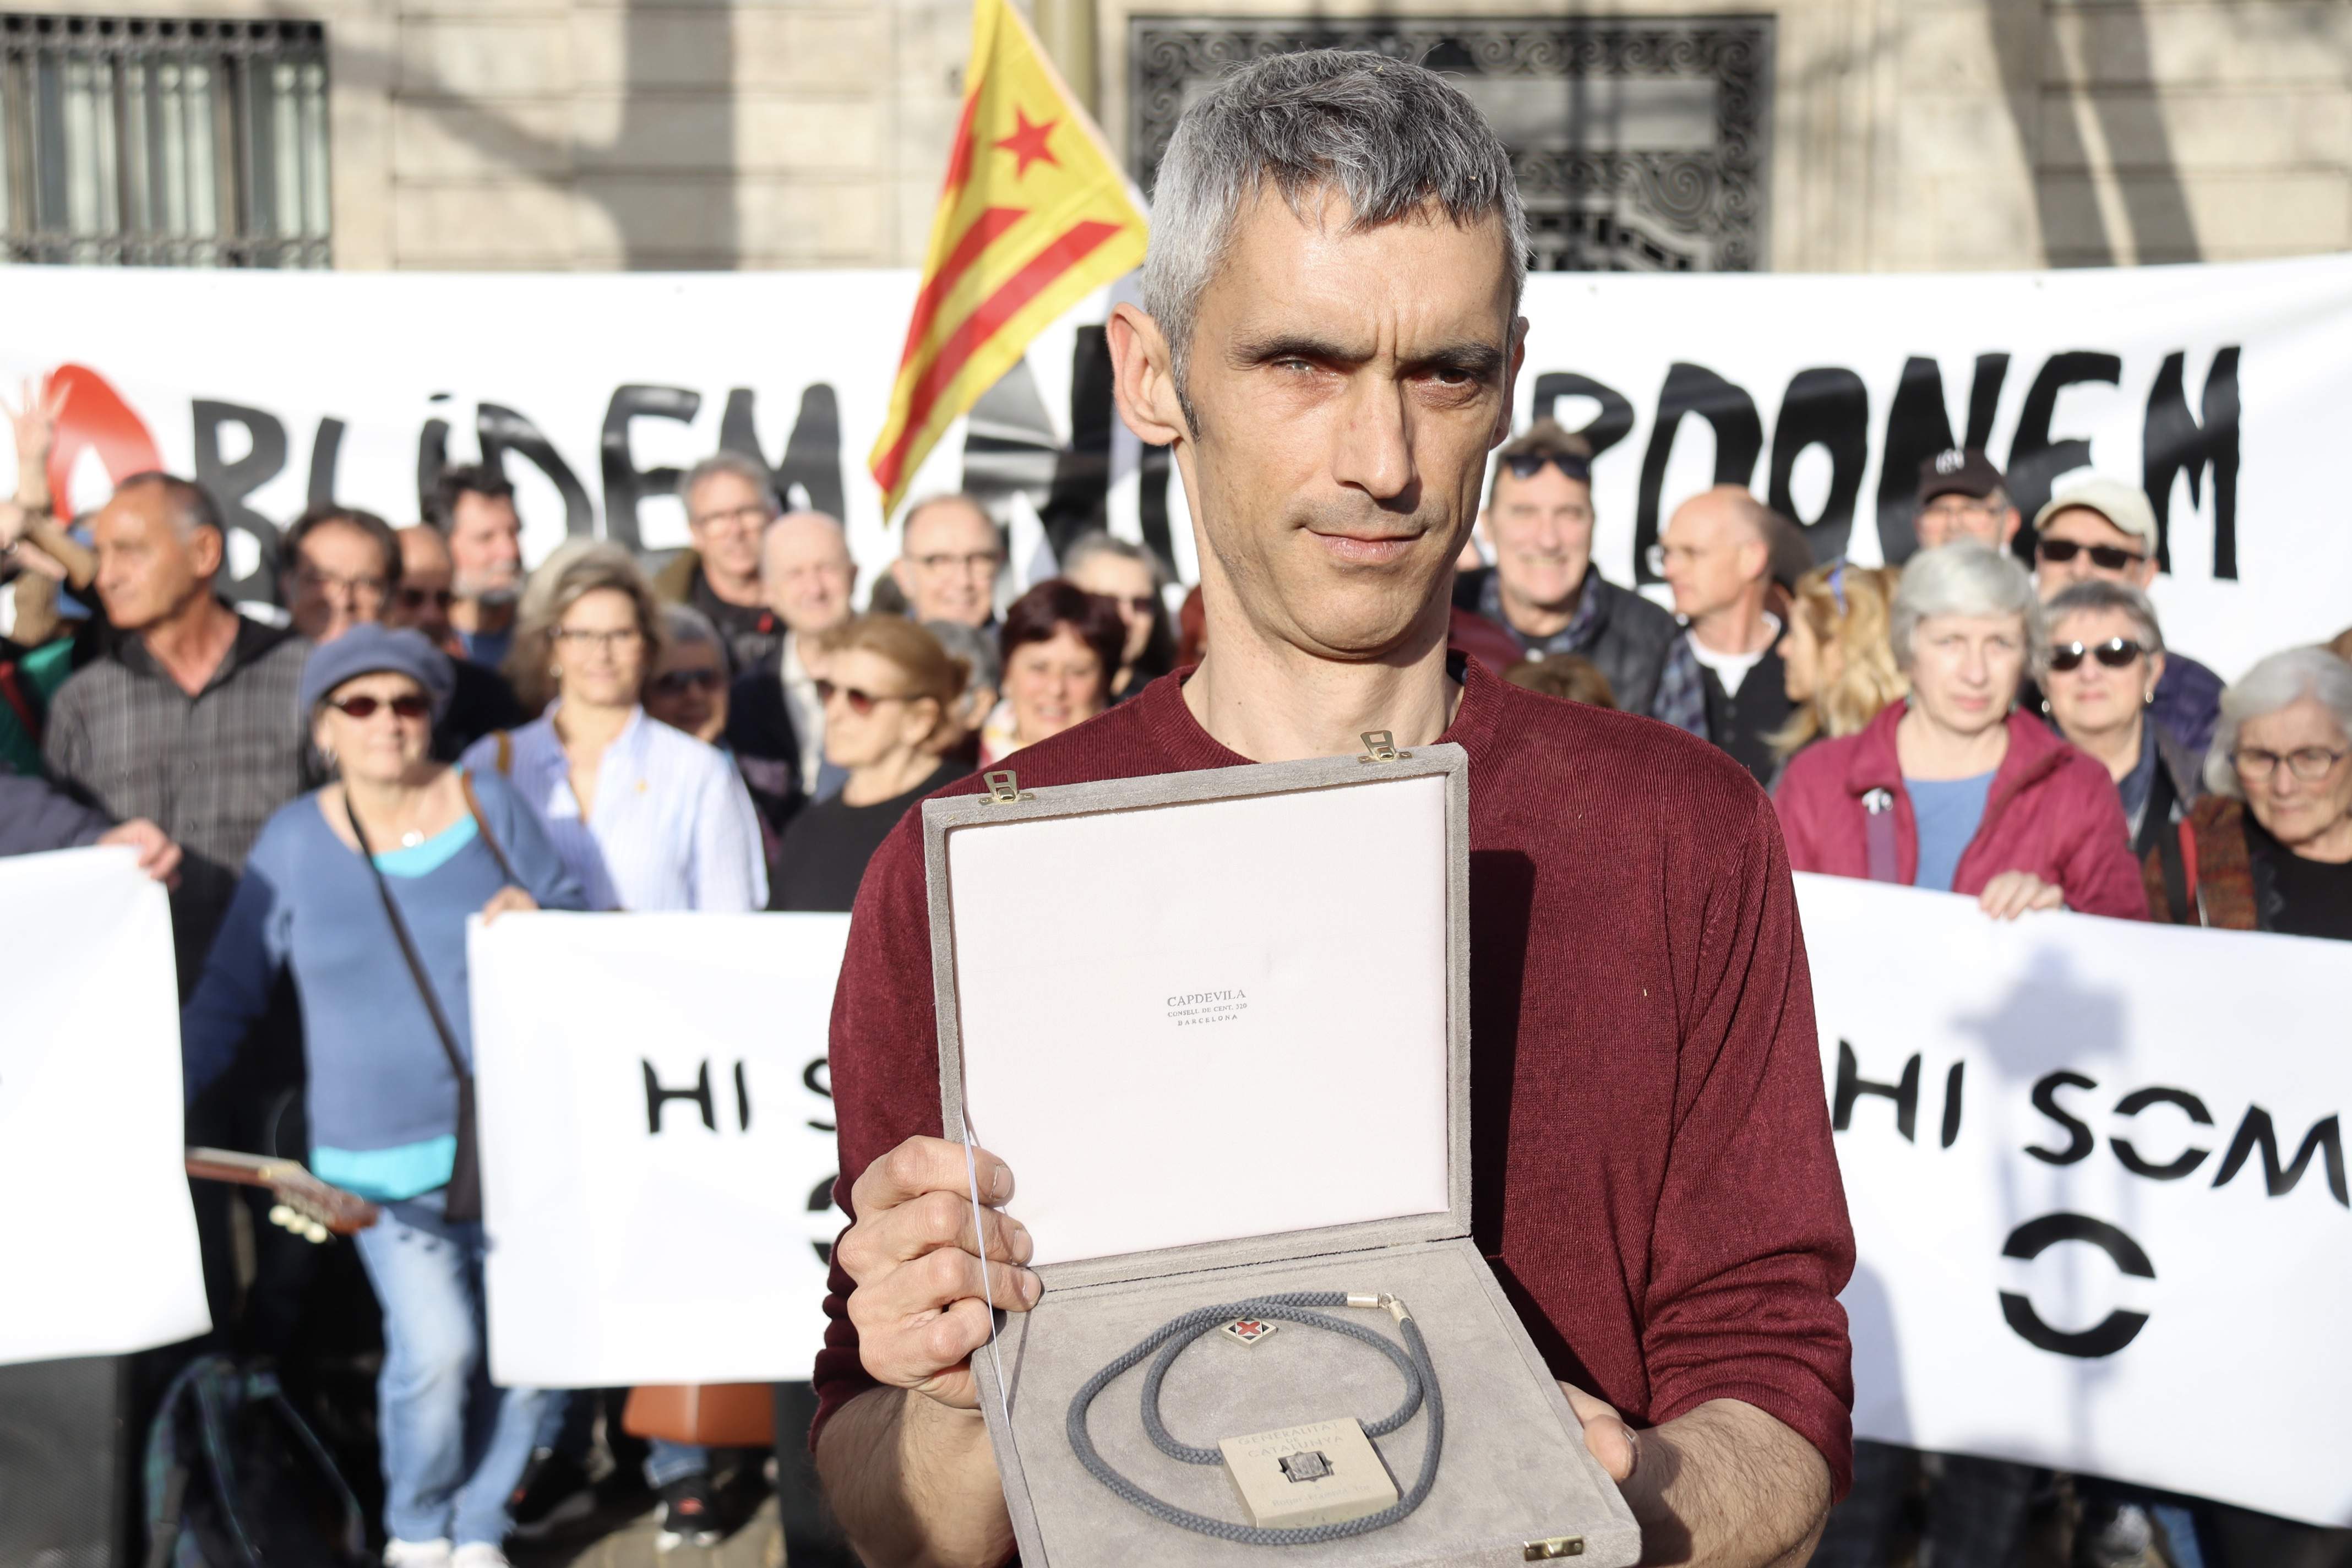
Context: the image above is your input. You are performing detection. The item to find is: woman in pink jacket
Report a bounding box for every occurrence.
[1773,542,2148,921]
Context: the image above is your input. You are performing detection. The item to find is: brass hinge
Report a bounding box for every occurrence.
[1523,1538,1585,1561]
[982,770,1033,804]
[1357,730,1411,764]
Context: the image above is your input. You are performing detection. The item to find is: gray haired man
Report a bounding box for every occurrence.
[655,450,784,674]
[813,51,1850,1568]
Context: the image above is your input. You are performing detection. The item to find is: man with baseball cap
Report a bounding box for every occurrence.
[1913,448,2021,551]
[2032,477,2224,756]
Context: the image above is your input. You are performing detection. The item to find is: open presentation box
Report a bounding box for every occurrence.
[919,741,1641,1567]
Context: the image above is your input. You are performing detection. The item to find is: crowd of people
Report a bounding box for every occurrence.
[5,345,2350,1568]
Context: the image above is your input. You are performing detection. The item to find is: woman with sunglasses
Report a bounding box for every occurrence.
[644,605,733,744]
[2144,646,2352,935]
[1061,531,1177,701]
[2039,581,2202,869]
[1773,543,2147,922]
[770,614,969,912]
[181,625,586,1568]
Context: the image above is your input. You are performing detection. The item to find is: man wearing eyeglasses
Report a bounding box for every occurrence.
[727,510,859,837]
[656,451,786,677]
[1451,419,1697,726]
[2029,477,2223,758]
[1911,448,2021,553]
[890,493,1005,629]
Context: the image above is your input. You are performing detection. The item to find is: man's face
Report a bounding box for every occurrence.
[763,513,857,636]
[1658,492,1765,623]
[1481,464,1593,614]
[92,486,217,633]
[1128,189,1521,659]
[2033,505,2157,594]
[285,521,390,644]
[893,500,1002,627]
[392,526,458,647]
[1916,489,2019,551]
[447,491,523,604]
[685,469,772,585]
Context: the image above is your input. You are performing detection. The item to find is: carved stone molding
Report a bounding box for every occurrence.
[1128,17,1772,271]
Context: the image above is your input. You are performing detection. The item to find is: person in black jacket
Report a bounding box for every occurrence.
[769,615,966,912]
[1451,420,1698,729]
[726,511,856,837]
[1656,485,1795,787]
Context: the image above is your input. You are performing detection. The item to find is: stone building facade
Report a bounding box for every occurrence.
[1,0,2345,271]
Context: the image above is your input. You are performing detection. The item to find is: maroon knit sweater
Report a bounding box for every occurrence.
[813,660,1857,1495]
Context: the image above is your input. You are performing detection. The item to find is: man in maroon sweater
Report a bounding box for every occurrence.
[813,51,1853,1567]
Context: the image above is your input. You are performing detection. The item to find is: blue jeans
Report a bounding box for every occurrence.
[353,1195,552,1548]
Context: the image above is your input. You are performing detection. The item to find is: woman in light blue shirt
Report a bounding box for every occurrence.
[183,627,587,1568]
[462,549,763,1548]
[464,550,765,916]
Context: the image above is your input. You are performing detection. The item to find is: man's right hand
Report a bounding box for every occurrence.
[837,1135,1041,1411]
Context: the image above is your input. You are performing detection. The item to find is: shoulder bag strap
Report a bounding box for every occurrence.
[344,792,471,1085]
[458,771,520,885]
[1861,788,1900,884]
[493,729,512,776]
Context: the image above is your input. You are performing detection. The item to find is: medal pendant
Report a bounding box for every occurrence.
[1218,1417,1399,1528]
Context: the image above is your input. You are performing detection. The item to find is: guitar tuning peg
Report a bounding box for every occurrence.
[269,1204,297,1230]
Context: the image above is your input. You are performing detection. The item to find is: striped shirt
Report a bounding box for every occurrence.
[43,613,312,995]
[462,704,767,912]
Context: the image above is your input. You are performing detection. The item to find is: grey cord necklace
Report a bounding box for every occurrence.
[1065,1291,1444,1545]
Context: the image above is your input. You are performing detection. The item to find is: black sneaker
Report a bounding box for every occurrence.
[507,1447,594,1540]
[655,1472,723,1551]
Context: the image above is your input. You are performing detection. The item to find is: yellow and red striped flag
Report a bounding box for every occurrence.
[869,0,1148,517]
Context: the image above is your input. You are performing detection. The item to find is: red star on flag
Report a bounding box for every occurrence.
[994,108,1059,178]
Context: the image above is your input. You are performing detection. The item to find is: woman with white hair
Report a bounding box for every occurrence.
[2146,645,2352,934]
[1774,542,2146,920]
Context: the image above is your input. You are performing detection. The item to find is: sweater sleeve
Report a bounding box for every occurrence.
[179,810,298,1103]
[476,771,589,913]
[2057,760,2152,921]
[810,808,950,1443]
[0,771,111,854]
[1647,782,1857,1496]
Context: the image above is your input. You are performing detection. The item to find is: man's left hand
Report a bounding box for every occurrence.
[1559,1384,1831,1567]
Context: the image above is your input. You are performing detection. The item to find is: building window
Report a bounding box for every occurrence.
[1130,18,1772,273]
[0,13,329,266]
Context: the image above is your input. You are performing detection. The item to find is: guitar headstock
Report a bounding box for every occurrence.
[186,1147,380,1242]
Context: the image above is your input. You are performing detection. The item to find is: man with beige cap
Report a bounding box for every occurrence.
[2032,475,2223,755]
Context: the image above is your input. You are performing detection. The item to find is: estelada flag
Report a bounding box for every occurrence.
[868,0,1147,517]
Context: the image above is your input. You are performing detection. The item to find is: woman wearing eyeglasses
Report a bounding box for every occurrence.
[1773,543,2147,922]
[462,552,766,916]
[181,626,587,1568]
[769,615,968,912]
[463,552,764,1547]
[644,605,734,745]
[2038,581,2203,872]
[2144,646,2352,935]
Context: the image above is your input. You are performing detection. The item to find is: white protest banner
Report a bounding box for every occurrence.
[6,253,2348,677]
[469,911,850,1387]
[0,847,209,1364]
[1798,872,2352,1526]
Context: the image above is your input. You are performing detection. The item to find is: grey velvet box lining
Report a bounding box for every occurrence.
[919,749,1641,1566]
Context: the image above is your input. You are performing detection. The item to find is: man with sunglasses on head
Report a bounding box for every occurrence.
[2029,476,2223,758]
[386,523,525,760]
[1452,418,1700,727]
[1911,448,2021,553]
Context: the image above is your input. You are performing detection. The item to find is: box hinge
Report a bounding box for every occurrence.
[1357,730,1411,764]
[982,770,1033,804]
[1523,1538,1584,1561]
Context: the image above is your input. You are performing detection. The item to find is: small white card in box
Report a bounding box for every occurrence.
[922,742,1640,1567]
